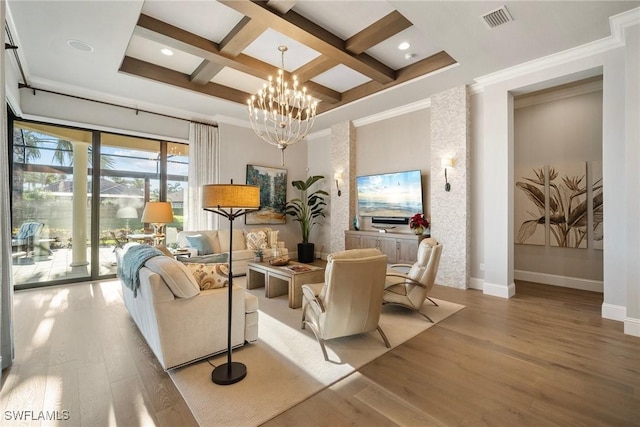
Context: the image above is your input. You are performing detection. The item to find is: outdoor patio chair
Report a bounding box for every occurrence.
[12,222,43,254]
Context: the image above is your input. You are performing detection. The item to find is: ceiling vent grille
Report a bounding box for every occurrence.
[482,6,513,28]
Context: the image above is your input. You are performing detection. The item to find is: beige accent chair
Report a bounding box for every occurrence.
[383,238,443,322]
[301,248,390,361]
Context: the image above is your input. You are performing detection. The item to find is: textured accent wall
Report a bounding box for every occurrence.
[330,121,356,253]
[430,86,470,289]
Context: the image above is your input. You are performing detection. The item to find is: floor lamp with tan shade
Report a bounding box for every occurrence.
[202,182,260,385]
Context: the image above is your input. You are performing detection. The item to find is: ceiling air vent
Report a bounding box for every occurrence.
[481,6,513,29]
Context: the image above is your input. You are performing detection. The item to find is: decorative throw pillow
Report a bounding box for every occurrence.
[184,263,230,290]
[245,230,268,251]
[185,234,215,255]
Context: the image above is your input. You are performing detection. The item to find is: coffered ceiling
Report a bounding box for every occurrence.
[120,0,456,115]
[5,1,638,130]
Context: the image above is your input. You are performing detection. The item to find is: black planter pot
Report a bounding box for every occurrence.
[297,243,315,263]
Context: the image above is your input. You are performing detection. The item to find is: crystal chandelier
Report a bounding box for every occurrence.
[247,45,318,165]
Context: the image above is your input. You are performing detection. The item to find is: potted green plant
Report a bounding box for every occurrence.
[285,175,328,263]
[253,248,264,262]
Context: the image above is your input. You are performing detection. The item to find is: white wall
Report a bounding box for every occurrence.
[306,108,432,258]
[307,132,332,258]
[1,0,14,370]
[4,50,21,116]
[624,23,640,336]
[600,48,628,321]
[470,91,486,288]
[218,123,311,254]
[18,88,190,142]
[354,108,431,231]
[309,85,608,295]
[514,89,604,286]
[481,85,516,298]
[475,16,640,334]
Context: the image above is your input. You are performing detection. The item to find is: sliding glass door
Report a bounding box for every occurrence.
[10,120,189,288]
[11,121,93,286]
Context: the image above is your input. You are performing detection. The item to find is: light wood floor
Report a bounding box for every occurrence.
[2,280,639,426]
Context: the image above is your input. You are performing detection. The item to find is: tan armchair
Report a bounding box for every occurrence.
[301,248,390,361]
[383,238,443,322]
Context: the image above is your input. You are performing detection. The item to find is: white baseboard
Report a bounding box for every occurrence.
[624,317,640,337]
[483,281,516,298]
[469,277,484,290]
[475,273,637,335]
[514,270,603,292]
[602,303,626,321]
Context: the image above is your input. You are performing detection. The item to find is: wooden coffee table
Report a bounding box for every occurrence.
[247,260,326,309]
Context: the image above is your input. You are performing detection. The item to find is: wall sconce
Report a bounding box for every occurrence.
[334,171,343,197]
[441,158,454,192]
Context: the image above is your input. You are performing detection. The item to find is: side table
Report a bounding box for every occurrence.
[170,249,191,260]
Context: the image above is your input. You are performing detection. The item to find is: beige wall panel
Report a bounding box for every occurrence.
[430,86,470,289]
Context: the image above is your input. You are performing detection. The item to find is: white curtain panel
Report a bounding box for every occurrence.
[1,0,15,370]
[186,123,220,231]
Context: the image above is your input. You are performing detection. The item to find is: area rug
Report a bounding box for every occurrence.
[169,278,464,426]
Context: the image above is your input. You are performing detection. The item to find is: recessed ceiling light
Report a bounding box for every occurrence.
[67,39,93,52]
[161,48,174,56]
[398,42,411,51]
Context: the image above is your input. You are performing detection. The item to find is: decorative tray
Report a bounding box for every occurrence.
[269,257,290,266]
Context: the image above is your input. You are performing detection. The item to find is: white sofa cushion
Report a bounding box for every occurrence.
[218,229,246,251]
[231,249,255,260]
[144,256,200,298]
[177,228,288,276]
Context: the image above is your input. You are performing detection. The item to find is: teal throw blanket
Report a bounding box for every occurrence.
[118,245,164,297]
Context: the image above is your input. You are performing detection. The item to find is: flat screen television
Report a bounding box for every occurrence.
[357,170,424,223]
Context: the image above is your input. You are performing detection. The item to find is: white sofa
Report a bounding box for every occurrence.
[177,227,288,276]
[120,255,259,370]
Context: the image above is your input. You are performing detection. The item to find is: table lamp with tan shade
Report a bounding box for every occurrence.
[141,201,174,246]
[202,181,259,385]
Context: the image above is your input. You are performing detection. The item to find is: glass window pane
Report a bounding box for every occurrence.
[99,134,161,271]
[12,121,93,286]
[167,142,188,240]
